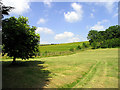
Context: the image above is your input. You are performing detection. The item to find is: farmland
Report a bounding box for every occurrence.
[1,1,119,89]
[2,48,118,88]
[36,41,90,57]
[39,41,89,53]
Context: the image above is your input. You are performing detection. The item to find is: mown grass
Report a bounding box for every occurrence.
[2,48,118,88]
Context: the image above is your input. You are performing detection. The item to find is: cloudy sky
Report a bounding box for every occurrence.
[3,0,118,44]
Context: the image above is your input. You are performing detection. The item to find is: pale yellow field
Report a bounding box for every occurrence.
[2,48,118,88]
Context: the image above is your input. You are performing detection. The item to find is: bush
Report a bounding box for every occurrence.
[69,48,75,52]
[76,45,81,50]
[82,43,88,48]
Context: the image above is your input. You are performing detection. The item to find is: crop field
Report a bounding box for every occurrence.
[39,41,89,53]
[2,48,118,88]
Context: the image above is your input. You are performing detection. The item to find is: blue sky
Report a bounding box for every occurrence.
[3,1,118,44]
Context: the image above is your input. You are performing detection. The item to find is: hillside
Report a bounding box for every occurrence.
[39,41,89,53]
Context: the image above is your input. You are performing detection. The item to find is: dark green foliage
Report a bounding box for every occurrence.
[37,51,41,56]
[82,43,88,48]
[87,25,120,49]
[2,16,40,62]
[76,45,81,50]
[87,30,99,44]
[91,42,98,49]
[69,48,75,52]
[0,2,14,18]
[100,38,120,48]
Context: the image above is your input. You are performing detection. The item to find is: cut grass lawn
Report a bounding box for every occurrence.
[2,48,118,88]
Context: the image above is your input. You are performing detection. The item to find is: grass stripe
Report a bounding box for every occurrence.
[60,61,100,88]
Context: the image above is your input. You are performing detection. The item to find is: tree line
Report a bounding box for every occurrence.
[87,25,120,49]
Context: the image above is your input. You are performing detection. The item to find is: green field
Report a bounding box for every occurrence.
[39,41,89,53]
[2,48,118,88]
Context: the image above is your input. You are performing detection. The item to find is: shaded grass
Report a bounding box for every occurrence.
[2,60,51,88]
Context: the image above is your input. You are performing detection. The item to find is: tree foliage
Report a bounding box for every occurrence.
[2,16,40,63]
[0,1,14,18]
[87,25,120,48]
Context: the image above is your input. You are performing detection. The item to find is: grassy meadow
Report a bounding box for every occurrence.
[39,41,89,53]
[2,48,118,88]
[36,41,90,57]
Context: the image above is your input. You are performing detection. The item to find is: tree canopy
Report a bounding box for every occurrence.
[2,16,40,63]
[87,25,120,49]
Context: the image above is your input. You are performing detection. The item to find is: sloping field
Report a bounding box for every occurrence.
[42,48,118,88]
[2,48,118,88]
[39,41,89,53]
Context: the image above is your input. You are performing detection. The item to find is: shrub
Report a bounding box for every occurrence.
[76,45,81,50]
[69,48,75,52]
[82,43,88,48]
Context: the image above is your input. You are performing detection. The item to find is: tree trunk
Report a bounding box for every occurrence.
[12,57,16,64]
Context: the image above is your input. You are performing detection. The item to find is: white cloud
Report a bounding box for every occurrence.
[68,37,80,42]
[90,19,109,31]
[55,32,74,40]
[95,1,116,13]
[90,24,105,31]
[64,3,83,23]
[71,3,82,12]
[3,0,31,15]
[64,12,80,23]
[37,18,46,24]
[54,32,86,43]
[90,13,94,18]
[36,27,54,34]
[43,0,52,7]
[40,38,50,44]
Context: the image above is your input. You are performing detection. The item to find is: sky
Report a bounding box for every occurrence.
[3,0,118,44]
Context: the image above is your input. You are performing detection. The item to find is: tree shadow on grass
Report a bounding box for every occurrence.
[2,60,51,89]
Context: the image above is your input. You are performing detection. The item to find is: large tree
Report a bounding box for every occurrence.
[87,30,99,44]
[2,16,40,64]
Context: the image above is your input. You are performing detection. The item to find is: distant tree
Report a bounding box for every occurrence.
[105,25,120,39]
[87,25,120,49]
[2,16,40,64]
[87,30,99,44]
